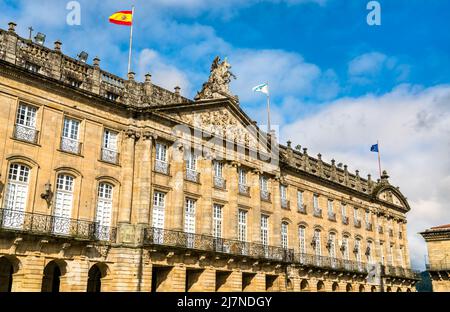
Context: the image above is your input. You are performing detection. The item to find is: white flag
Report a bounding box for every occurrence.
[252,83,269,95]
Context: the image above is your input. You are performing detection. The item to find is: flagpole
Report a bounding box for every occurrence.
[127,6,135,74]
[266,82,271,133]
[377,140,382,178]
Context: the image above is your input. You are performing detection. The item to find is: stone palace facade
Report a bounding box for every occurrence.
[0,22,419,292]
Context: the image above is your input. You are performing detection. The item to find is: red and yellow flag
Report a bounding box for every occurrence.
[109,10,133,26]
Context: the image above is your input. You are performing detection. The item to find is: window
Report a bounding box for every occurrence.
[342,236,350,260]
[299,226,306,256]
[61,117,81,154]
[260,176,268,192]
[365,211,371,225]
[213,161,223,178]
[341,203,347,218]
[152,192,166,244]
[238,210,247,242]
[329,233,336,259]
[297,191,304,208]
[155,143,169,174]
[261,215,269,246]
[25,61,40,73]
[14,103,38,143]
[53,174,75,235]
[213,204,223,239]
[353,207,359,222]
[313,194,319,210]
[314,229,321,257]
[101,130,118,164]
[367,241,374,264]
[238,168,246,185]
[355,239,362,263]
[3,164,31,229]
[106,92,119,101]
[327,200,333,215]
[280,185,288,208]
[398,246,404,268]
[184,198,196,234]
[185,152,199,182]
[95,183,113,240]
[388,244,394,266]
[281,222,289,249]
[380,242,385,265]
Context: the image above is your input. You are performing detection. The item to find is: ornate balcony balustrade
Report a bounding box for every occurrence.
[155,160,170,175]
[381,265,421,280]
[260,190,271,202]
[281,199,290,209]
[13,124,39,144]
[60,137,82,155]
[0,208,116,242]
[328,212,336,221]
[298,204,307,214]
[214,176,226,190]
[313,208,322,218]
[143,227,294,263]
[101,148,119,165]
[238,184,250,196]
[342,216,349,225]
[294,253,368,274]
[185,169,200,183]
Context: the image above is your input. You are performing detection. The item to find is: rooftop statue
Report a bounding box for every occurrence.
[195,56,237,101]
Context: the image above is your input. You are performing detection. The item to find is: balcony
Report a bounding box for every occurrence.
[381,265,421,280]
[60,137,82,155]
[313,208,322,218]
[354,219,362,228]
[281,199,290,210]
[238,184,250,196]
[298,204,307,214]
[101,148,119,165]
[155,160,170,175]
[185,169,200,183]
[0,208,116,242]
[294,254,368,274]
[426,262,450,272]
[366,223,373,231]
[213,176,226,190]
[342,216,349,225]
[13,124,39,144]
[142,227,294,263]
[260,190,271,202]
[328,212,336,222]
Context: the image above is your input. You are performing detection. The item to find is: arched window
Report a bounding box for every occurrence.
[317,281,325,292]
[359,285,365,292]
[367,241,374,264]
[298,226,306,262]
[87,265,102,292]
[342,235,350,260]
[281,222,289,249]
[3,163,31,229]
[53,174,75,235]
[346,283,353,292]
[41,261,63,292]
[328,232,337,268]
[300,279,309,292]
[332,282,339,292]
[95,183,113,240]
[314,229,322,266]
[0,257,14,292]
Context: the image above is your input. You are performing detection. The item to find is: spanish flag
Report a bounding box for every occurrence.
[109,10,133,26]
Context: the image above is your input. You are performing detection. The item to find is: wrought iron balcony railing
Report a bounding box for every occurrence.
[101,148,119,165]
[260,190,271,202]
[294,253,368,274]
[281,199,290,209]
[60,137,82,155]
[425,262,450,272]
[13,124,39,144]
[185,169,200,183]
[381,265,421,280]
[328,212,336,221]
[214,176,226,190]
[155,160,170,175]
[342,216,349,225]
[143,227,294,263]
[298,204,307,214]
[0,208,116,242]
[238,184,250,196]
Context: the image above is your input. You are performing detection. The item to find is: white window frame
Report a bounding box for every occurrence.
[280,185,287,200]
[213,204,223,239]
[281,222,289,249]
[156,143,167,162]
[313,194,319,211]
[261,215,269,246]
[327,199,334,215]
[213,161,223,178]
[53,174,75,235]
[3,163,31,229]
[62,117,80,140]
[299,226,306,257]
[238,168,246,185]
[103,129,118,151]
[95,182,113,240]
[297,191,303,207]
[341,203,347,218]
[260,176,268,192]
[16,103,37,128]
[238,209,247,242]
[186,152,197,171]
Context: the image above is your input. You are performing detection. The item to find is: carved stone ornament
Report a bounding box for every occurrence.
[195,56,237,101]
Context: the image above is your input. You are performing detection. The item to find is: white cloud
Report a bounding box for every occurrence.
[281,84,450,269]
[137,49,191,96]
[348,52,410,85]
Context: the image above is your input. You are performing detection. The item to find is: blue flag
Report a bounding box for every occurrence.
[370,144,379,153]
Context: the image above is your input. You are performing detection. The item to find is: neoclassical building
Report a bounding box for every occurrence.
[0,22,419,292]
[420,224,450,292]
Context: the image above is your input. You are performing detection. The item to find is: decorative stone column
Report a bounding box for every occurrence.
[118,129,139,244]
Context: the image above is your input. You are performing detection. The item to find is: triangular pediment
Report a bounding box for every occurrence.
[373,185,410,211]
[152,99,269,151]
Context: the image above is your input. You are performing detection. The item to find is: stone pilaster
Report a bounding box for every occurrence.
[169,143,185,231]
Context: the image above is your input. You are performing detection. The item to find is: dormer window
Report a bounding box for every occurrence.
[106,92,119,101]
[25,62,40,73]
[68,79,82,88]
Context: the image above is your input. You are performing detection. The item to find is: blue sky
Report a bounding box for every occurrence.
[1,0,450,270]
